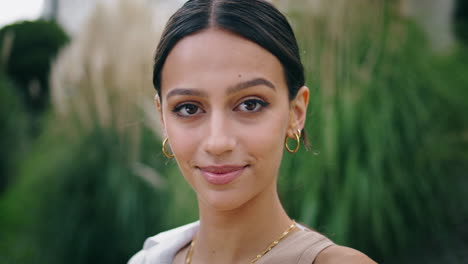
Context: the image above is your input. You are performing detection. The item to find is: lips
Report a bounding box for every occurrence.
[198,165,247,185]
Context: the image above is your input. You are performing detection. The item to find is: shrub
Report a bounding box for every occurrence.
[0,20,68,115]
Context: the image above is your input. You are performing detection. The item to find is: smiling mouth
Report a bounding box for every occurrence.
[198,165,248,185]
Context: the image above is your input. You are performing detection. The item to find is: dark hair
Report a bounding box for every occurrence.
[153,0,309,147]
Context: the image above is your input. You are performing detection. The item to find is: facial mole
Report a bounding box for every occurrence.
[238,74,242,78]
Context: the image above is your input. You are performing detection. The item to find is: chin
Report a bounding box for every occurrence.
[198,188,254,212]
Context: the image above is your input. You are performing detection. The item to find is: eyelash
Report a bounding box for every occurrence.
[172,102,204,117]
[172,98,269,117]
[235,98,269,112]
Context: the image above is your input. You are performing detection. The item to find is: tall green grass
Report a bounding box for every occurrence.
[0,123,170,263]
[279,0,468,261]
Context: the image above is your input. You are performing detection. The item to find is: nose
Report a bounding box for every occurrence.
[202,111,236,157]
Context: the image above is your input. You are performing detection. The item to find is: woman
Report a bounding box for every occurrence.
[129,0,376,263]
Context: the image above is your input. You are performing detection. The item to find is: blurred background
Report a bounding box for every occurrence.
[0,0,467,263]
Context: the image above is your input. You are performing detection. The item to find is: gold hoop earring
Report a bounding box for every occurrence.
[285,129,301,153]
[162,138,174,158]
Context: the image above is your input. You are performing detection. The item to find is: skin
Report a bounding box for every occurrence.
[156,28,375,264]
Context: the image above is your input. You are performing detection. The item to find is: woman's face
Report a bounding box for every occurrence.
[157,29,308,211]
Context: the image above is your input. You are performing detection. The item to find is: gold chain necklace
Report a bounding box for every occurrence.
[185,221,296,264]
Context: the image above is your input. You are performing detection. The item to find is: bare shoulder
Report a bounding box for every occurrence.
[314,245,377,264]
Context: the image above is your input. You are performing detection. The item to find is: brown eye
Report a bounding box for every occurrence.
[184,104,198,114]
[235,99,269,112]
[244,100,257,111]
[173,103,204,117]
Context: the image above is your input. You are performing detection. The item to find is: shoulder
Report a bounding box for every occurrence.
[127,221,199,264]
[128,250,145,264]
[315,245,377,264]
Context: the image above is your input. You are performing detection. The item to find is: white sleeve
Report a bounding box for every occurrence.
[127,250,145,264]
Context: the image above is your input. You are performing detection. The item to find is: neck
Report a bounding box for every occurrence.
[193,182,292,263]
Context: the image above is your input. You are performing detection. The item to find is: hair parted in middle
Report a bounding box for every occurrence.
[153,0,305,101]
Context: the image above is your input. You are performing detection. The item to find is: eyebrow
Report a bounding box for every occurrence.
[166,88,208,99]
[227,77,276,94]
[166,77,275,100]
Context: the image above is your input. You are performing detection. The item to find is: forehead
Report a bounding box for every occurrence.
[160,28,286,95]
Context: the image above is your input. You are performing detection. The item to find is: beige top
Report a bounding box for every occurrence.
[127,221,335,264]
[255,225,335,264]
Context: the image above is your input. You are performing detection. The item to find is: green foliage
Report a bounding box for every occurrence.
[0,20,69,113]
[0,121,172,264]
[0,74,29,262]
[279,3,468,261]
[455,0,468,44]
[0,73,28,193]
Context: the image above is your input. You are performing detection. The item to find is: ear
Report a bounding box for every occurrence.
[154,93,166,137]
[288,86,310,137]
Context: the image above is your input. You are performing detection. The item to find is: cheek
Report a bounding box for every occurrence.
[171,132,197,159]
[243,112,289,168]
[164,118,200,172]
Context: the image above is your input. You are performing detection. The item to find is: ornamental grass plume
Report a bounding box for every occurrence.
[50,0,162,154]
